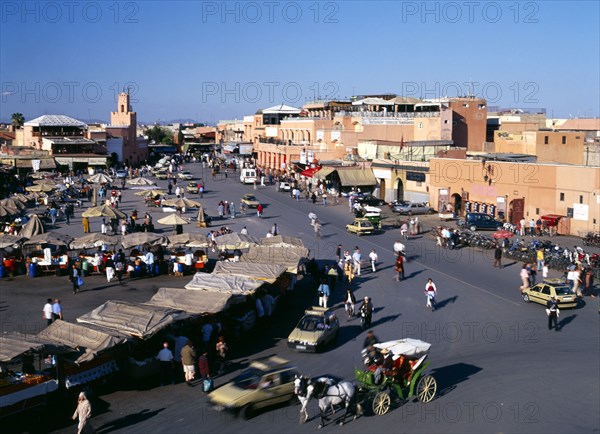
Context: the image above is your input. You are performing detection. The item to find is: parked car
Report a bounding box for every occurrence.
[457,212,503,231]
[287,307,339,352]
[353,194,386,207]
[279,181,291,191]
[394,202,435,215]
[208,356,299,419]
[346,218,375,235]
[178,170,193,180]
[389,200,410,211]
[241,194,260,209]
[522,279,579,308]
[155,170,169,180]
[186,182,199,194]
[115,169,128,179]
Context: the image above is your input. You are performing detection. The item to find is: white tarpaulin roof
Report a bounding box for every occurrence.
[185,273,263,294]
[214,233,259,250]
[77,301,188,339]
[258,235,305,248]
[147,287,234,314]
[37,320,127,364]
[374,338,431,357]
[0,332,54,362]
[240,245,308,274]
[212,262,287,283]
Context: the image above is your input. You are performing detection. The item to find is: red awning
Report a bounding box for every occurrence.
[300,167,321,178]
[541,214,564,226]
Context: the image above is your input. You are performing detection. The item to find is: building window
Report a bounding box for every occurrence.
[544,136,549,144]
[478,104,486,109]
[559,192,564,201]
[444,119,449,124]
[535,208,539,215]
[579,195,583,204]
[418,122,423,130]
[562,136,566,144]
[462,103,469,108]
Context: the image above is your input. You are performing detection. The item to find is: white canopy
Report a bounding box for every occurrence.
[77,301,188,339]
[147,287,234,314]
[240,245,308,274]
[185,273,263,294]
[212,262,287,284]
[374,338,431,358]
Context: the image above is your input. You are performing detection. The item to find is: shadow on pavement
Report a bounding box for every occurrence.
[434,296,459,310]
[557,314,577,330]
[429,363,482,398]
[95,408,165,433]
[370,313,401,328]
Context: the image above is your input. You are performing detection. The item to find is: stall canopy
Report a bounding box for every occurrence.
[0,332,58,363]
[70,233,119,250]
[77,301,189,339]
[121,232,167,249]
[167,233,208,248]
[147,287,233,314]
[185,273,263,294]
[22,231,73,247]
[214,233,259,250]
[0,235,26,249]
[314,167,335,180]
[20,214,45,238]
[259,235,305,249]
[336,168,377,187]
[240,245,308,274]
[37,320,127,364]
[540,214,564,226]
[300,167,321,178]
[212,262,287,284]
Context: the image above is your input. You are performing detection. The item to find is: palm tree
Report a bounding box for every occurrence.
[11,113,25,129]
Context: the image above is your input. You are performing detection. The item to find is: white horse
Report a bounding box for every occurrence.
[295,375,362,428]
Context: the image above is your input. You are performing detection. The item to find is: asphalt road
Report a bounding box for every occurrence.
[2,163,599,434]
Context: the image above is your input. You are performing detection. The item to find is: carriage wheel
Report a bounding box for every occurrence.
[416,375,437,403]
[372,391,391,415]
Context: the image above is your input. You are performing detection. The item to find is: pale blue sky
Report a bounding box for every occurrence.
[1,1,598,124]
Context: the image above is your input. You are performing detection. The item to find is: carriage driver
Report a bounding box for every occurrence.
[380,348,394,372]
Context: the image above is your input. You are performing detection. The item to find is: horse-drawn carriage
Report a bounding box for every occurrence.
[355,338,437,415]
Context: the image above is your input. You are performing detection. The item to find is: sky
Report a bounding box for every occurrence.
[1,1,599,125]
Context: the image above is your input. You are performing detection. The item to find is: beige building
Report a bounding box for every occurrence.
[428,157,600,236]
[109,92,146,166]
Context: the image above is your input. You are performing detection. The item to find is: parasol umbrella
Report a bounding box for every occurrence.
[87,173,113,184]
[33,179,58,185]
[0,235,26,248]
[121,232,167,249]
[162,197,201,209]
[12,193,32,204]
[127,177,156,186]
[167,233,208,248]
[134,189,165,197]
[492,230,515,239]
[157,214,189,226]
[22,231,73,248]
[214,233,259,250]
[82,205,126,220]
[70,233,119,250]
[26,183,55,193]
[0,204,19,218]
[20,214,45,238]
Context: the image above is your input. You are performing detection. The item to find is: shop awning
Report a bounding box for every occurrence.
[300,167,321,178]
[541,214,565,226]
[314,167,335,180]
[15,159,56,169]
[337,168,377,187]
[146,288,234,314]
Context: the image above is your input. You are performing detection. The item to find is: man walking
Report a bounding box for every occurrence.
[369,249,378,273]
[317,279,330,308]
[352,247,362,276]
[156,342,174,386]
[547,296,560,331]
[181,340,196,384]
[494,243,502,268]
[52,299,63,321]
[43,298,53,326]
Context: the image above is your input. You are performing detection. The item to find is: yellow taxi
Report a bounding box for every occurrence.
[287,307,339,352]
[522,278,579,308]
[346,217,375,235]
[208,356,299,419]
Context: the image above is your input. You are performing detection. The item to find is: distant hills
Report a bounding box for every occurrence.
[0,116,207,126]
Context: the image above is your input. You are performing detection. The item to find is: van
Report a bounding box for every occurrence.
[458,213,503,231]
[240,168,257,184]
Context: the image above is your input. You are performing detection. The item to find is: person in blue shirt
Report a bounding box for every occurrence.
[318,279,330,308]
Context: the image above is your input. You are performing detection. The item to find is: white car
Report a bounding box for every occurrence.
[115,169,128,179]
[279,182,291,191]
[178,171,193,180]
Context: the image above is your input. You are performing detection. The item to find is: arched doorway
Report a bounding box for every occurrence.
[379,179,386,200]
[396,179,404,201]
[451,193,462,216]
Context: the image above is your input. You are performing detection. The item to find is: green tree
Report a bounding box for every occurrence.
[144,125,174,145]
[11,113,25,129]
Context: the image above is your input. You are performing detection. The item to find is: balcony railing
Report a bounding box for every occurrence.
[335,111,440,118]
